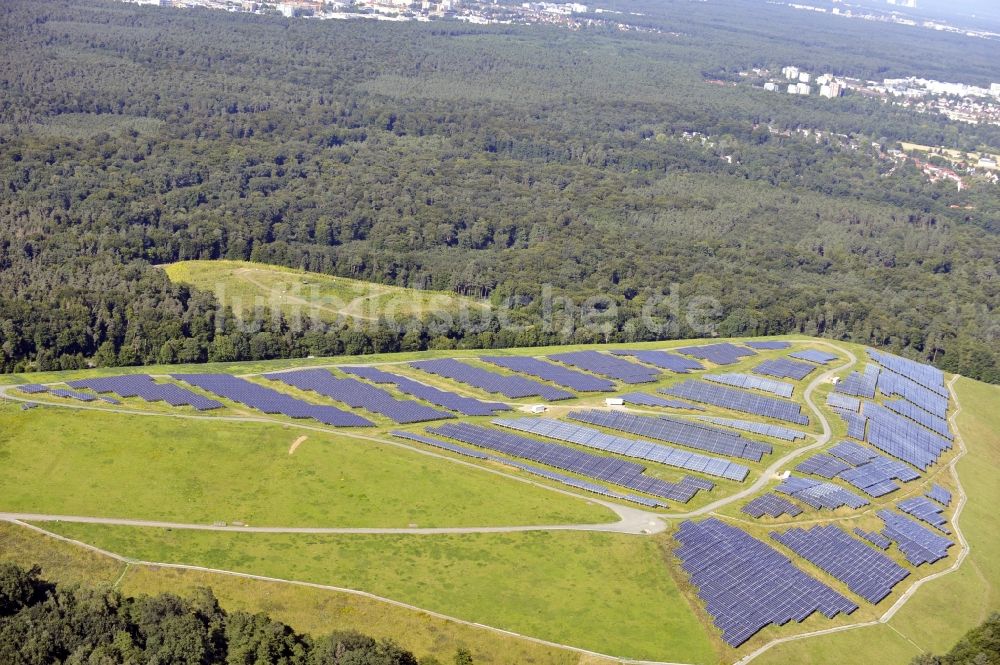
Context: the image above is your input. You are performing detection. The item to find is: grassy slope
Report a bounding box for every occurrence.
[35,525,718,663]
[163,259,487,322]
[752,376,1000,665]
[0,404,614,527]
[0,522,587,665]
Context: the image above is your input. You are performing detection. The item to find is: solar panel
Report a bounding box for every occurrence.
[789,349,839,364]
[390,430,489,459]
[826,392,860,412]
[744,341,792,350]
[172,374,373,426]
[411,359,573,401]
[837,452,918,497]
[427,422,712,503]
[704,372,795,398]
[661,380,810,425]
[339,366,510,416]
[897,497,950,534]
[481,356,614,392]
[696,416,806,441]
[753,357,816,381]
[610,349,704,373]
[617,392,705,410]
[868,350,946,395]
[883,398,952,440]
[674,518,857,647]
[674,343,756,366]
[878,510,953,566]
[854,528,892,550]
[795,453,852,479]
[49,388,97,402]
[876,370,949,420]
[836,410,868,440]
[775,475,869,510]
[834,364,880,399]
[771,525,909,604]
[16,384,48,394]
[828,440,877,466]
[265,369,453,424]
[864,402,951,470]
[547,351,660,384]
[741,493,803,518]
[568,409,771,461]
[69,374,223,410]
[493,417,750,481]
[926,484,952,506]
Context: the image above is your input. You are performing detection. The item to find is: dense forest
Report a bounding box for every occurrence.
[0,0,997,381]
[0,562,470,664]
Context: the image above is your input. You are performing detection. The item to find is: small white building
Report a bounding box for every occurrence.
[782,66,800,80]
[798,72,811,84]
[604,397,624,407]
[797,82,811,95]
[764,82,778,92]
[978,156,998,169]
[529,404,547,414]
[787,83,799,95]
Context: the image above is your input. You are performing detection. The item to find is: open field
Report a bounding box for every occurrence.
[164,260,489,323]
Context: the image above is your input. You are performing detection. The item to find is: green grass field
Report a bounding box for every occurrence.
[163,259,488,323]
[0,404,614,527]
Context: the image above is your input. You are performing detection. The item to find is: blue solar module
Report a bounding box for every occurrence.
[745,340,792,350]
[828,441,877,466]
[834,364,880,399]
[696,416,806,441]
[610,349,704,373]
[795,453,852,479]
[98,395,121,405]
[265,369,453,424]
[390,430,489,459]
[49,389,96,402]
[481,356,614,392]
[339,366,510,416]
[16,384,48,394]
[674,343,756,366]
[897,497,950,533]
[926,484,952,506]
[753,357,816,381]
[864,402,951,470]
[493,417,750,481]
[854,528,892,550]
[775,475,869,510]
[838,453,919,497]
[661,380,809,425]
[69,374,223,410]
[173,374,373,427]
[741,493,803,518]
[826,392,861,412]
[427,422,712,503]
[883,398,952,440]
[878,510,953,566]
[411,359,573,401]
[836,410,868,440]
[869,350,946,395]
[789,349,839,364]
[771,526,909,604]
[704,373,795,398]
[674,518,857,647]
[568,409,771,461]
[547,351,660,384]
[876,370,949,420]
[617,392,705,410]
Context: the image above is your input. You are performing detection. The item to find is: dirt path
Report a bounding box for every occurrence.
[288,435,307,455]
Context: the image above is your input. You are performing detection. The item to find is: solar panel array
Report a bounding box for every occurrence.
[869,350,946,395]
[753,358,816,381]
[16,384,48,394]
[390,430,664,507]
[674,518,857,647]
[339,366,509,416]
[897,497,950,533]
[826,392,861,412]
[775,476,869,510]
[741,493,803,518]
[828,441,876,466]
[838,455,919,497]
[883,398,952,439]
[411,359,572,401]
[173,374,373,426]
[834,364,880,399]
[610,349,704,373]
[568,409,771,461]
[69,375,223,410]
[789,349,839,364]
[427,422,712,503]
[795,454,852,479]
[878,510,953,566]
[675,343,756,366]
[876,370,949,419]
[617,392,705,410]
[662,380,809,425]
[49,388,97,402]
[854,528,892,550]
[493,417,750,481]
[927,484,952,506]
[865,403,951,470]
[704,373,795,398]
[547,350,660,384]
[481,356,614,392]
[837,411,868,440]
[266,370,453,423]
[771,526,910,604]
[696,416,806,442]
[745,341,792,350]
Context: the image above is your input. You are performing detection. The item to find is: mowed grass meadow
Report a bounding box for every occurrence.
[35,524,718,663]
[0,404,614,527]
